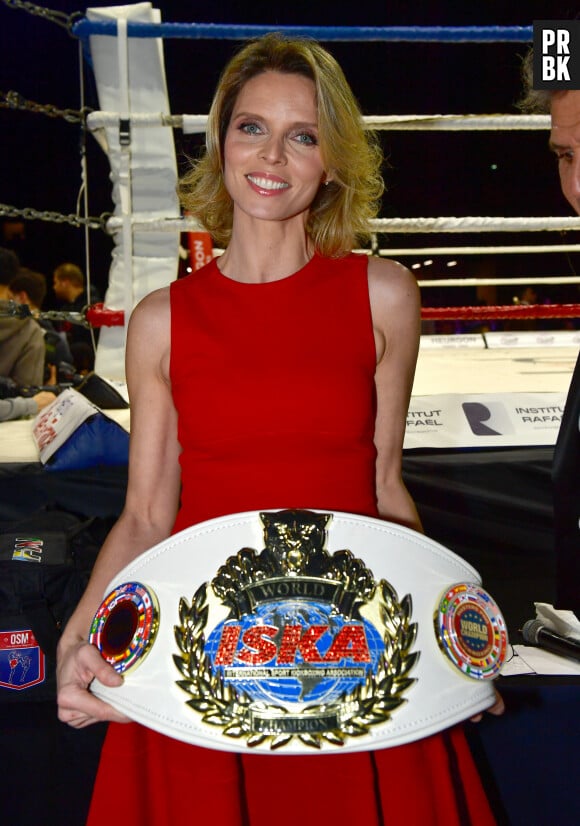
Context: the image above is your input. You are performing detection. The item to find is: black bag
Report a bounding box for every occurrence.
[76,371,129,409]
[0,508,113,702]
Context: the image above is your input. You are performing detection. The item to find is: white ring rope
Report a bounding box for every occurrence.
[375,245,580,256]
[105,215,580,235]
[359,114,549,131]
[416,276,580,288]
[372,217,580,233]
[87,112,551,132]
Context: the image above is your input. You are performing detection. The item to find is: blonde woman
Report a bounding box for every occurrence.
[58,34,500,825]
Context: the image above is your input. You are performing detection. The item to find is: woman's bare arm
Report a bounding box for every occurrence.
[57,287,182,727]
[369,260,505,718]
[368,256,422,533]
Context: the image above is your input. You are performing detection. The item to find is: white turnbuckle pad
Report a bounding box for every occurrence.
[89,509,507,753]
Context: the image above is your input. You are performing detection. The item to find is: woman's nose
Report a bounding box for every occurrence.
[259,134,286,165]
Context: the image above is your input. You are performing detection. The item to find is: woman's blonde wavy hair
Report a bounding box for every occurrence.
[179,33,384,257]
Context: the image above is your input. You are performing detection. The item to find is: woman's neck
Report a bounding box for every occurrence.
[218,216,314,283]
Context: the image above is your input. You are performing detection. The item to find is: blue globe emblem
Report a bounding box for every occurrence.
[456,607,492,657]
[205,599,384,706]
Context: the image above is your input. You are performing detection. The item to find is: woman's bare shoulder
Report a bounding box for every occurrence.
[127,286,171,339]
[367,255,417,293]
[366,255,420,318]
[131,285,171,318]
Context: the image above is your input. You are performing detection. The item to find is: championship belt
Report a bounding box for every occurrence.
[89,510,507,753]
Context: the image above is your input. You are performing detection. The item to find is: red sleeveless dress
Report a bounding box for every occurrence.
[88,254,495,825]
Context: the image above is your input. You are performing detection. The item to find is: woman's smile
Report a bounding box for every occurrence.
[245,173,290,194]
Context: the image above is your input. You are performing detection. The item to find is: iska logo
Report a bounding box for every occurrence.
[174,510,419,750]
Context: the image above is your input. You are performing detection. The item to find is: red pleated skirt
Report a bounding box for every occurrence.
[87,721,496,825]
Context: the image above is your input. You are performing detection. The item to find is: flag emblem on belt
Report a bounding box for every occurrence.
[435,583,508,679]
[89,581,160,674]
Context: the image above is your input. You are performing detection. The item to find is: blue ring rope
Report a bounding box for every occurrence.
[72,21,533,44]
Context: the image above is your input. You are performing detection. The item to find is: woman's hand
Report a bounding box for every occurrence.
[470,688,505,723]
[57,637,131,728]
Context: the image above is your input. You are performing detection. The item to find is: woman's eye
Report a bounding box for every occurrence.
[240,122,262,135]
[294,132,317,146]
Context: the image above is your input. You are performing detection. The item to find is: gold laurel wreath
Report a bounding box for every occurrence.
[173,578,419,750]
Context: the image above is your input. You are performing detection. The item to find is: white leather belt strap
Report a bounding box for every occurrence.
[89,509,507,753]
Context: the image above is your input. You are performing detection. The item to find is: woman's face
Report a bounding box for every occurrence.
[223,71,327,226]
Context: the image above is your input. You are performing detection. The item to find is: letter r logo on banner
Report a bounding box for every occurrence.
[462,402,513,437]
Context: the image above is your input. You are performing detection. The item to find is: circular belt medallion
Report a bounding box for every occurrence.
[435,583,507,679]
[89,582,160,674]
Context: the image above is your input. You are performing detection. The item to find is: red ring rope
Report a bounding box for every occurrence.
[86,302,580,327]
[421,304,580,320]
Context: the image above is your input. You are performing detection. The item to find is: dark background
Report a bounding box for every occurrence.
[1,0,579,310]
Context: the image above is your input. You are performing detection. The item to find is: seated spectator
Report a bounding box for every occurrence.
[0,247,45,386]
[52,262,100,310]
[52,262,100,353]
[0,390,56,422]
[10,268,74,381]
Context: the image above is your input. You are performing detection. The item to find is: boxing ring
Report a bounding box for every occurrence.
[3,4,580,448]
[0,6,579,826]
